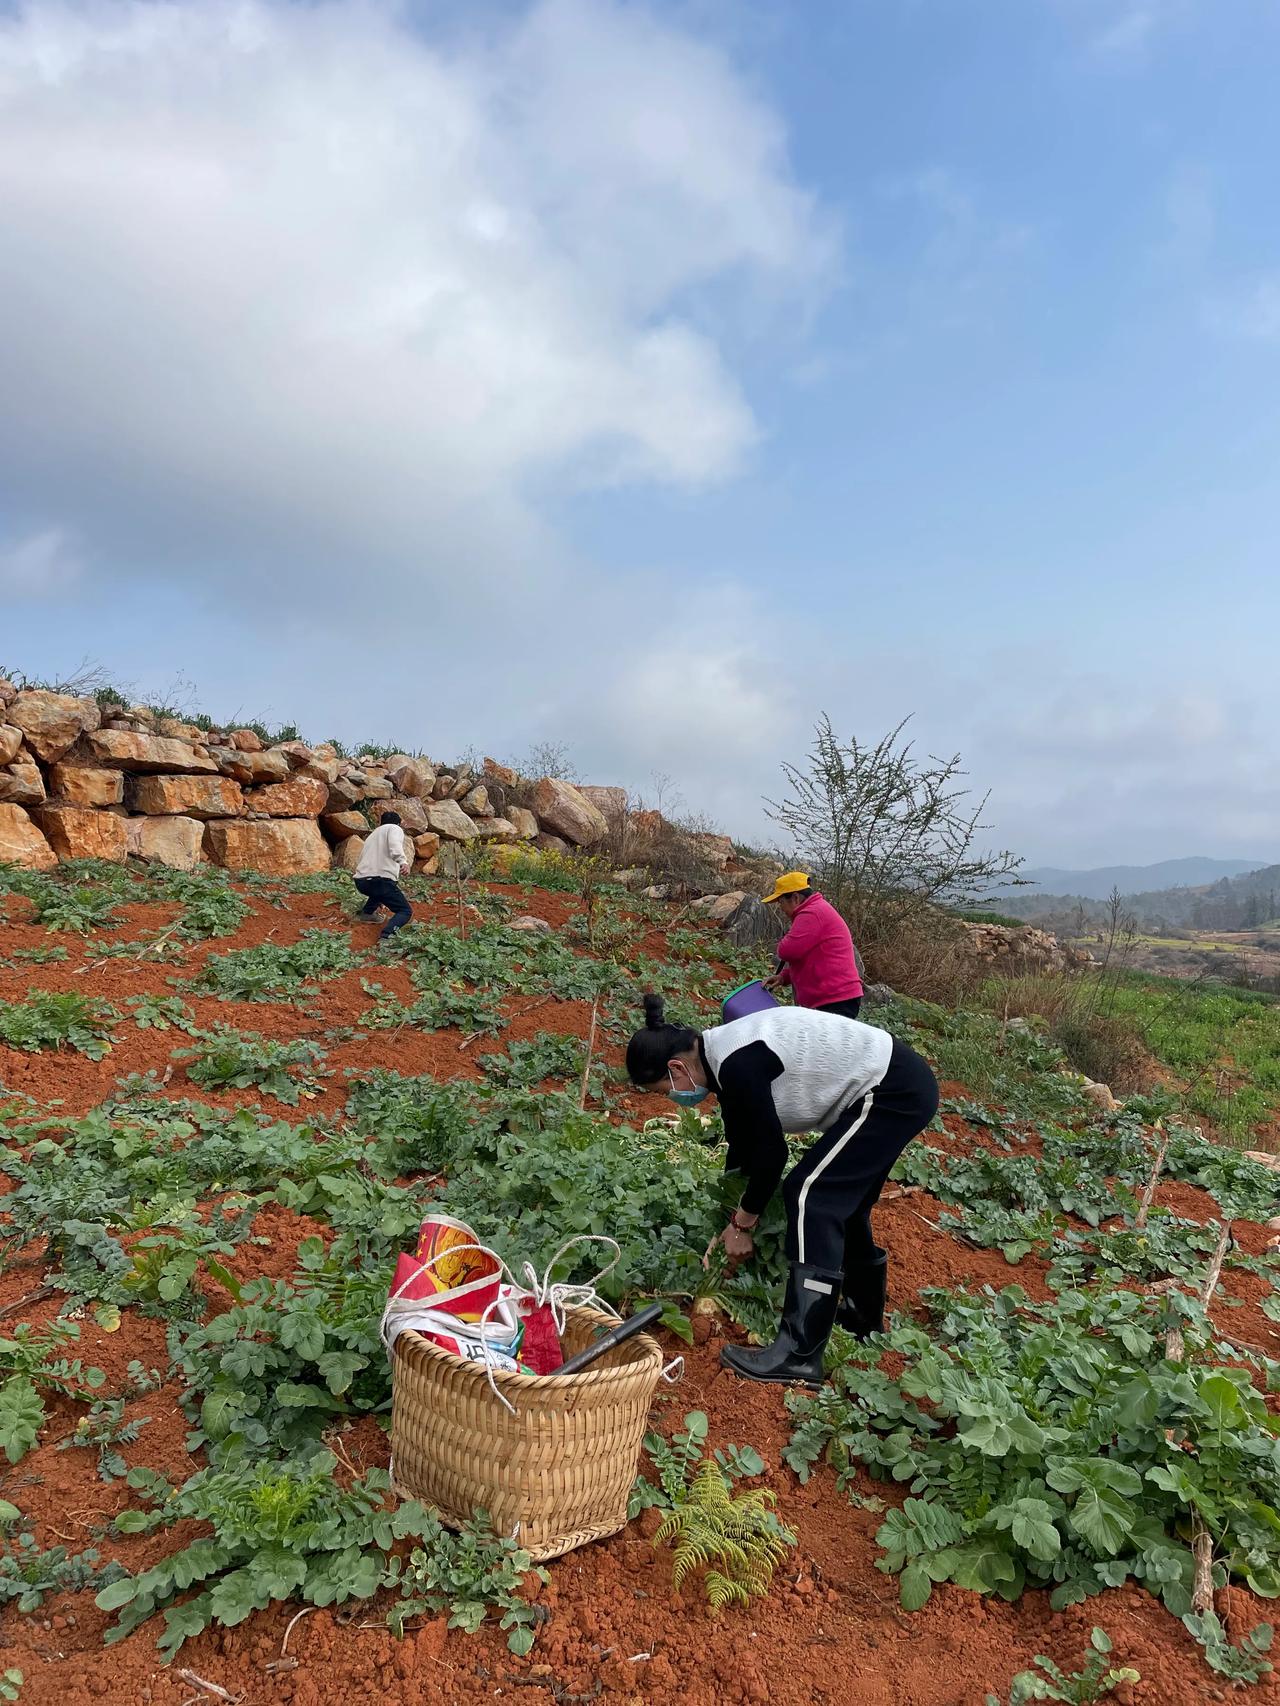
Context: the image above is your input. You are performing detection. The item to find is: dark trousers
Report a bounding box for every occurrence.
[354,875,413,939]
[816,997,861,1020]
[782,1038,939,1271]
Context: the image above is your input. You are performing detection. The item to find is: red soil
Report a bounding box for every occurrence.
[2,875,1278,1705]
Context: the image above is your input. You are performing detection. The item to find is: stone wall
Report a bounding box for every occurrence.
[0,681,617,876]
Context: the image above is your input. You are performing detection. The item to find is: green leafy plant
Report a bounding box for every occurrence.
[653,1460,795,1613]
[122,1216,245,1308]
[0,990,117,1059]
[98,1454,435,1658]
[786,1282,1280,1680]
[0,1319,106,1464]
[29,882,122,935]
[0,1531,125,1612]
[191,931,360,1002]
[175,1029,329,1104]
[0,1667,21,1701]
[388,1511,547,1655]
[58,1393,153,1482]
[986,1628,1139,1704]
[126,993,197,1033]
[2,944,69,966]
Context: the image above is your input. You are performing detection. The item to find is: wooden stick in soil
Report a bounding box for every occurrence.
[1192,1515,1216,1616]
[1135,1120,1170,1230]
[1199,1219,1233,1308]
[578,993,601,1111]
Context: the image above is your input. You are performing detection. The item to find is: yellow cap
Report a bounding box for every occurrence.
[762,870,811,904]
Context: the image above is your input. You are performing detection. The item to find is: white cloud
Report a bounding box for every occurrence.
[0,0,833,602]
[0,526,83,597]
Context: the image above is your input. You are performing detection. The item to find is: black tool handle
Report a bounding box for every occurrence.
[555,1303,665,1376]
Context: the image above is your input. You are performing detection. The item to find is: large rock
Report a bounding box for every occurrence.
[229,728,263,752]
[958,922,1092,976]
[7,690,100,763]
[374,794,429,834]
[273,741,314,770]
[0,804,57,870]
[0,762,46,807]
[129,774,245,819]
[578,785,628,830]
[474,816,519,844]
[32,804,129,863]
[322,811,369,841]
[49,764,125,808]
[386,758,436,799]
[425,798,480,842]
[693,832,735,872]
[243,776,329,818]
[535,831,571,855]
[531,777,607,848]
[0,725,22,765]
[77,730,218,774]
[691,889,750,925]
[461,784,493,817]
[324,776,362,810]
[333,834,366,872]
[125,815,206,870]
[299,757,341,786]
[507,806,538,840]
[483,757,519,788]
[0,679,16,709]
[214,747,291,785]
[204,818,331,875]
[413,832,442,864]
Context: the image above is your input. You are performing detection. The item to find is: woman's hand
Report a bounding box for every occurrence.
[703,1221,755,1269]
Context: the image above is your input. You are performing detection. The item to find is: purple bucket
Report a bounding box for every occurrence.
[721,980,780,1024]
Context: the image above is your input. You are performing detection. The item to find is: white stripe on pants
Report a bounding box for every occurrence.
[795,1091,875,1267]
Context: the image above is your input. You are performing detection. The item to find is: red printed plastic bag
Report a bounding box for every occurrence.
[388,1213,502,1321]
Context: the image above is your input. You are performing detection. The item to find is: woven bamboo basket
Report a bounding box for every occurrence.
[389,1305,665,1562]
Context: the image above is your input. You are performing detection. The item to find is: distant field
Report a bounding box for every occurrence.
[1106,971,1280,1142]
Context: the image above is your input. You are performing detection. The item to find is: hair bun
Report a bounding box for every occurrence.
[642,992,666,1029]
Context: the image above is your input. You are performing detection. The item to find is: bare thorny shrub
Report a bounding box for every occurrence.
[765,716,1024,1004]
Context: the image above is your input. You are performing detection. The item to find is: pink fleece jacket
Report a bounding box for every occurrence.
[775,893,863,1008]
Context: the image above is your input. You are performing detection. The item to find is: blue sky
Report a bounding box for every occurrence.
[2,0,1277,868]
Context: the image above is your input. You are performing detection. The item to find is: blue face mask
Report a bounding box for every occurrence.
[668,1065,709,1107]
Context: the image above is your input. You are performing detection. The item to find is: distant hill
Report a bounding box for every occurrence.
[994,857,1265,903]
[995,860,1280,932]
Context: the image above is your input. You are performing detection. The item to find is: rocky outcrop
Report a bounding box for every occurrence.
[49,764,124,808]
[425,799,479,842]
[7,691,100,763]
[125,815,206,870]
[243,776,329,818]
[0,667,759,888]
[77,730,218,774]
[204,819,330,876]
[531,778,607,848]
[129,775,245,819]
[0,804,57,870]
[322,811,368,841]
[958,922,1093,975]
[32,804,130,863]
[0,763,46,807]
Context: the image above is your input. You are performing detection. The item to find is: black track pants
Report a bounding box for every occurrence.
[781,1038,939,1270]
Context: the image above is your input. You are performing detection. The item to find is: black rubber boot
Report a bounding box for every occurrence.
[720,1264,841,1386]
[836,1247,888,1338]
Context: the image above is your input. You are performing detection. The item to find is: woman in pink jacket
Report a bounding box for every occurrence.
[763,871,863,1019]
